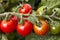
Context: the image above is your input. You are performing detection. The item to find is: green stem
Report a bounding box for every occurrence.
[50,11,56,17]
[23,18,28,20]
[0,12,30,17]
[43,15,54,22]
[19,14,23,24]
[4,13,10,20]
[2,34,8,40]
[31,15,39,23]
[15,4,21,12]
[50,11,60,20]
[22,0,24,4]
[52,16,60,20]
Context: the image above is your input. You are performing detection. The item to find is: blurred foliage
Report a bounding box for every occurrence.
[0,0,60,40]
[25,33,60,40]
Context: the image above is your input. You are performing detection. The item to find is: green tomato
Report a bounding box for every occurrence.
[50,21,60,35]
[36,6,47,16]
[36,6,52,16]
[36,6,48,19]
[52,8,60,17]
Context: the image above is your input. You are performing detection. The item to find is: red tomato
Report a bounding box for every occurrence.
[10,16,18,30]
[17,20,33,37]
[1,16,18,34]
[19,3,32,14]
[33,20,49,36]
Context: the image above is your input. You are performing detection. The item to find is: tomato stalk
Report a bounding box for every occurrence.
[4,13,10,20]
[50,10,60,20]
[15,4,23,12]
[19,14,23,24]
[2,33,8,40]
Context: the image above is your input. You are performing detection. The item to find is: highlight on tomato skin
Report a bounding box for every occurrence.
[33,20,49,36]
[19,3,32,14]
[1,16,18,34]
[17,20,33,37]
[50,21,60,35]
[10,16,18,30]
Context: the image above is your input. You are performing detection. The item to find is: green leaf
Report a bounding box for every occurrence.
[28,16,35,23]
[10,0,20,3]
[28,10,37,23]
[39,0,60,10]
[0,4,4,13]
[0,0,3,2]
[26,33,60,40]
[28,0,35,9]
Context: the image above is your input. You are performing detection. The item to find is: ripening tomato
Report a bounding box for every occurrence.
[50,21,60,35]
[33,20,49,36]
[17,20,33,37]
[19,3,32,14]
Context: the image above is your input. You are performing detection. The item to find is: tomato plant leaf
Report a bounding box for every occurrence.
[28,0,35,9]
[26,33,60,40]
[28,10,37,23]
[0,4,4,13]
[39,0,60,10]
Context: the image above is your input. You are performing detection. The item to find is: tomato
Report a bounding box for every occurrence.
[36,6,47,16]
[19,3,32,14]
[10,16,18,30]
[52,8,60,17]
[17,20,33,37]
[36,6,52,16]
[33,20,49,36]
[1,16,18,34]
[50,21,60,35]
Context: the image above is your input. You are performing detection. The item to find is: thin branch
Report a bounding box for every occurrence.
[50,12,56,17]
[52,16,60,20]
[43,15,54,22]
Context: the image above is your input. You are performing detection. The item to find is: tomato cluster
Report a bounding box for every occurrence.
[0,3,33,37]
[1,3,60,37]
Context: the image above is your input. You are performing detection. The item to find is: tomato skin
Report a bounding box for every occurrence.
[1,16,18,34]
[10,16,18,30]
[1,20,14,33]
[33,20,49,36]
[50,26,60,34]
[19,3,32,14]
[50,21,60,35]
[17,20,33,37]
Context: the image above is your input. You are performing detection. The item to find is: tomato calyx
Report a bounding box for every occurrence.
[33,20,49,36]
[36,22,42,27]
